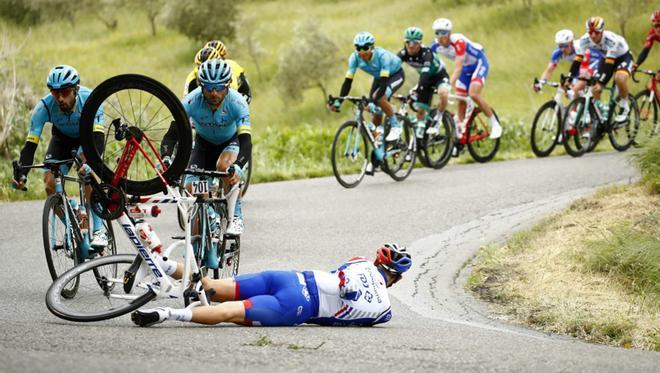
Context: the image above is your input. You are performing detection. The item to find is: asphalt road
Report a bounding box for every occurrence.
[1,151,658,372]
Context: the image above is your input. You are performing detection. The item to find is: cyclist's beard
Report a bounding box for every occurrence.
[57,97,76,113]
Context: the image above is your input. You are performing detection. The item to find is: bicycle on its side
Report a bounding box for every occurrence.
[632,69,659,145]
[448,93,500,163]
[530,75,572,157]
[562,76,639,157]
[391,94,453,169]
[329,95,416,188]
[13,155,116,299]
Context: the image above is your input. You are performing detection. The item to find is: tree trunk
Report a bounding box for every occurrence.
[149,15,157,36]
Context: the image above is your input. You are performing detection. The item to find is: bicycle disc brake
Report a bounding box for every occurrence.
[90,183,126,220]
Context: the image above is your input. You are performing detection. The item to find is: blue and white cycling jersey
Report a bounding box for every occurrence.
[307,257,392,326]
[27,86,104,143]
[549,40,603,72]
[346,47,403,79]
[182,87,251,145]
[430,33,485,67]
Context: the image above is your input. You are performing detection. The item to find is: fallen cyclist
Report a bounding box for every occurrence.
[131,243,412,327]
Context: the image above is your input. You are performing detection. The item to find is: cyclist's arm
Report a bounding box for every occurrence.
[635,28,656,67]
[597,57,616,85]
[18,101,49,177]
[233,98,252,170]
[540,62,556,82]
[236,72,252,104]
[160,121,178,158]
[569,55,583,78]
[417,50,434,91]
[636,47,651,67]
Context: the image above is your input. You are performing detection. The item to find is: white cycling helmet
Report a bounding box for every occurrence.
[432,18,452,33]
[554,29,574,45]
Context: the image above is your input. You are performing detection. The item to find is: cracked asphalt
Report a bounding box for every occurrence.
[1,151,658,372]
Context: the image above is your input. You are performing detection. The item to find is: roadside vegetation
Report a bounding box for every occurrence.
[467,136,660,351]
[0,0,656,201]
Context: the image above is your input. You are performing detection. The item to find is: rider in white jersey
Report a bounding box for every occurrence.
[131,244,411,327]
[570,16,633,122]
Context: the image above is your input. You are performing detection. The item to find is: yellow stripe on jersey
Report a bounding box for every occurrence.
[93,124,105,133]
[237,125,252,136]
[26,134,40,144]
[345,71,355,79]
[379,70,390,78]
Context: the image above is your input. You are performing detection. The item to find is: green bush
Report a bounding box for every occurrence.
[633,136,660,194]
[163,0,237,43]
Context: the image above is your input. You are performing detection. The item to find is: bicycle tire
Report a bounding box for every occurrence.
[382,114,416,181]
[331,120,368,188]
[634,89,658,145]
[79,74,192,196]
[562,97,591,157]
[467,110,500,163]
[531,100,562,157]
[608,95,637,151]
[422,110,453,169]
[46,254,157,322]
[42,194,79,299]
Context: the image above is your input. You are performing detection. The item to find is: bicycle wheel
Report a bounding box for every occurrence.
[46,254,157,322]
[531,100,562,157]
[422,110,453,169]
[634,89,658,145]
[382,115,416,181]
[562,97,591,157]
[241,161,252,197]
[214,236,240,279]
[466,110,500,163]
[79,74,192,196]
[331,121,368,188]
[43,194,79,299]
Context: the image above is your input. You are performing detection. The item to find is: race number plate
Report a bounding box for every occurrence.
[191,180,209,195]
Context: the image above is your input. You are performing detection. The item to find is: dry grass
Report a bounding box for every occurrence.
[468,185,660,351]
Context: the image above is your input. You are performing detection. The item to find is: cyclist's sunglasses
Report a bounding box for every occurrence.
[202,83,228,92]
[50,87,75,98]
[588,29,602,36]
[435,30,450,36]
[355,44,373,52]
[405,40,420,45]
[557,43,571,49]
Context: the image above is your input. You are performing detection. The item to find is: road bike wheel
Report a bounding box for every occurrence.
[241,161,252,197]
[79,74,192,196]
[562,97,591,157]
[422,110,453,169]
[331,121,368,188]
[608,95,637,151]
[466,110,500,163]
[531,100,562,157]
[43,194,79,299]
[382,114,416,181]
[45,254,157,322]
[214,236,240,279]
[634,89,658,145]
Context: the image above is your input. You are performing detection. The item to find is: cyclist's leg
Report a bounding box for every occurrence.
[373,69,405,131]
[436,69,451,120]
[42,129,75,196]
[415,76,437,122]
[467,58,493,117]
[215,136,243,235]
[455,69,471,125]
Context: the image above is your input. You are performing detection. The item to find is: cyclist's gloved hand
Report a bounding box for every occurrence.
[367,102,378,114]
[408,87,419,102]
[228,164,244,179]
[327,97,342,112]
[532,82,542,93]
[11,161,27,191]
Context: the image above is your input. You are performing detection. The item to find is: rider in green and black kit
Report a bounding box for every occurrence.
[397,26,451,138]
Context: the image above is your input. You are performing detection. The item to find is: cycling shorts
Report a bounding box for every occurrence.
[605,52,633,75]
[43,128,81,175]
[184,134,239,184]
[417,69,450,105]
[234,270,320,326]
[456,55,489,96]
[369,69,405,101]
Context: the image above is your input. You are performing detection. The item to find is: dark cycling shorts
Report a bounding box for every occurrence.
[234,270,319,326]
[184,134,239,184]
[44,128,80,174]
[369,69,405,101]
[599,51,633,75]
[417,69,450,106]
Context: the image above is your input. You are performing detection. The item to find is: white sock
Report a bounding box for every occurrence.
[489,114,500,127]
[619,98,629,109]
[167,307,193,322]
[155,256,177,276]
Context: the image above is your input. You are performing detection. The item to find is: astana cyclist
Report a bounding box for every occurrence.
[570,16,633,122]
[397,26,451,136]
[328,31,406,143]
[162,59,251,236]
[12,65,108,248]
[131,243,412,327]
[431,18,502,139]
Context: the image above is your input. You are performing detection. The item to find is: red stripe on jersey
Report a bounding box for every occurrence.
[453,38,466,58]
[243,299,253,309]
[335,305,349,317]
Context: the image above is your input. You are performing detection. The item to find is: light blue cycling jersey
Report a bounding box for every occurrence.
[182,87,251,145]
[346,47,402,79]
[27,86,104,143]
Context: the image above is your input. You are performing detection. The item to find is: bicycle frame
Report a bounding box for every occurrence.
[447,93,490,145]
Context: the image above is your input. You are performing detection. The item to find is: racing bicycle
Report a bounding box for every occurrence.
[13,156,116,299]
[448,93,500,163]
[329,95,416,188]
[530,75,572,157]
[632,69,659,145]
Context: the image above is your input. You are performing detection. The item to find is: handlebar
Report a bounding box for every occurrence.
[182,168,233,178]
[632,69,656,83]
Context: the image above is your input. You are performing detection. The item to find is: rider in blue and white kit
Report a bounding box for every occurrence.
[131,244,412,327]
[13,65,108,248]
[161,58,252,236]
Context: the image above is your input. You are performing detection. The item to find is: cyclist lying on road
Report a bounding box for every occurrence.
[13,65,109,248]
[131,243,412,327]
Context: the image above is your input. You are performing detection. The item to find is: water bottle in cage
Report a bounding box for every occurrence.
[135,220,162,253]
